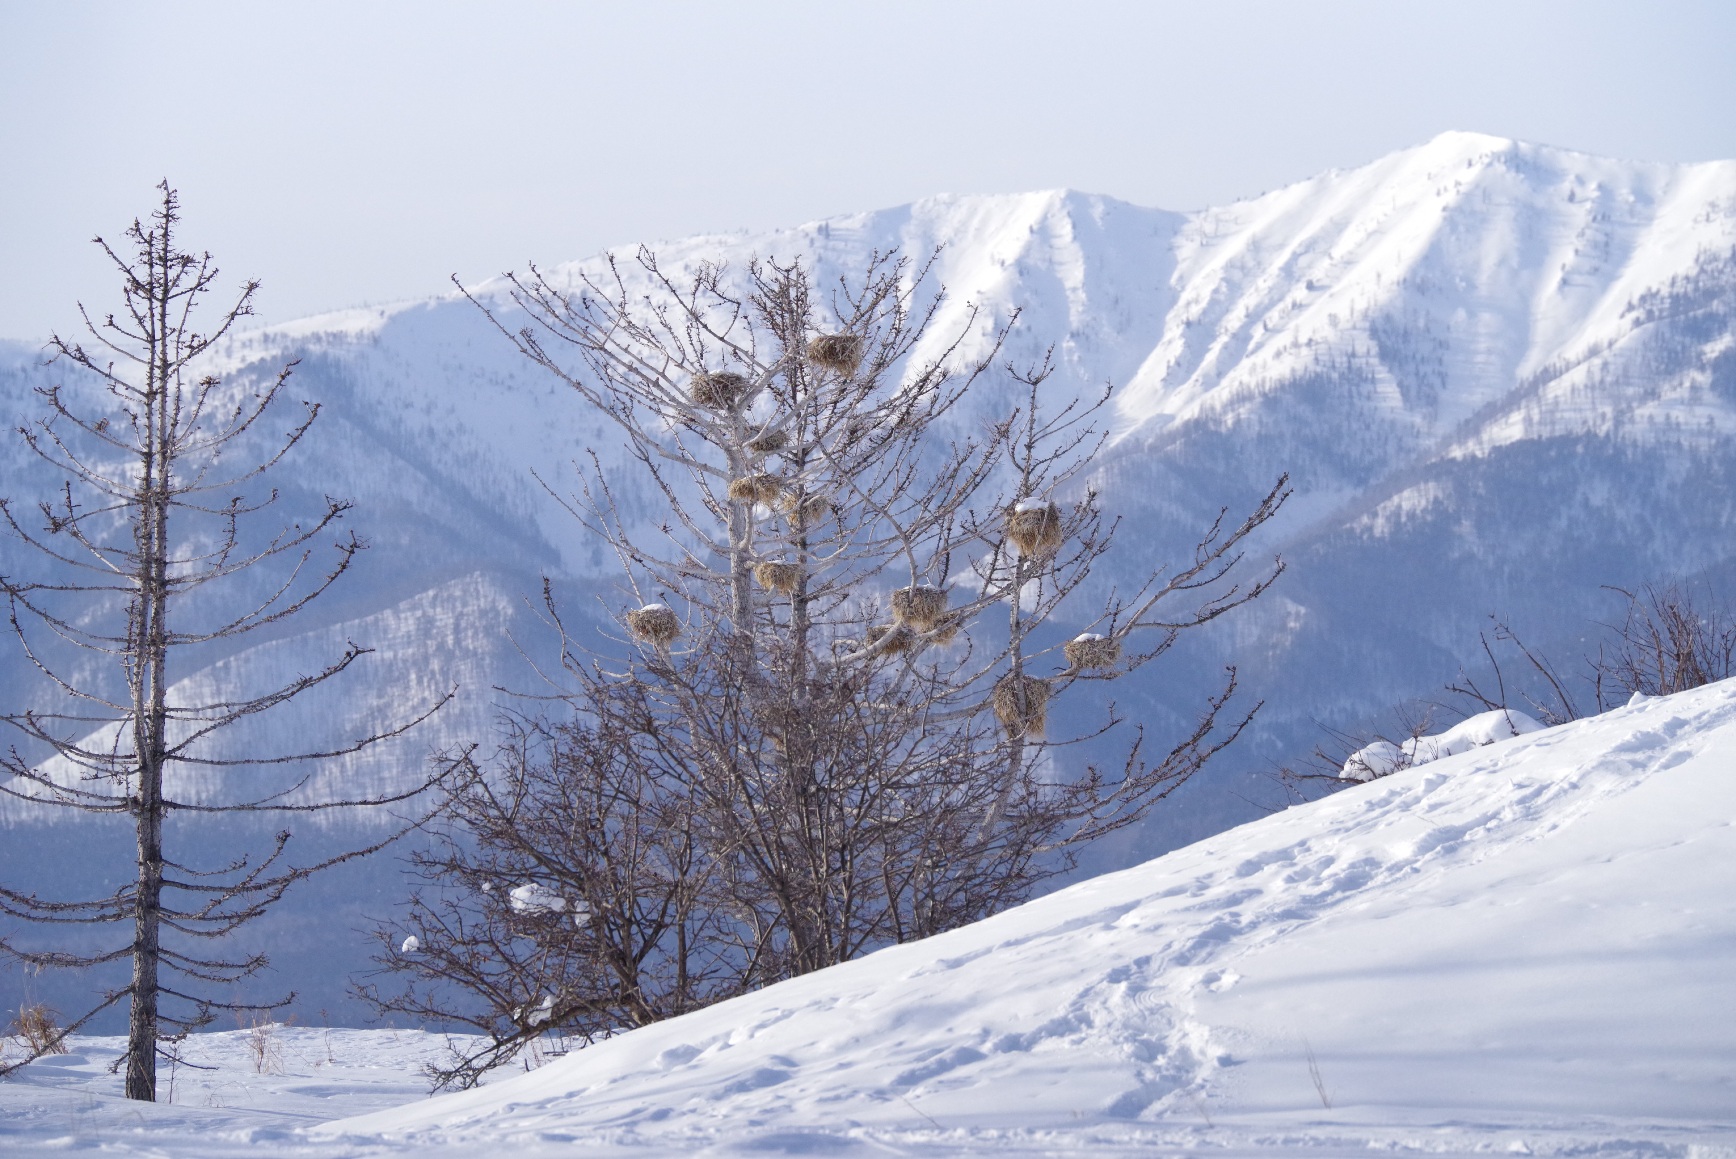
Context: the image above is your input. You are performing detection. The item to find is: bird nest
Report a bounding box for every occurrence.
[747,429,790,455]
[992,673,1051,737]
[690,370,750,410]
[754,561,802,594]
[1064,632,1121,671]
[806,334,864,375]
[626,603,680,645]
[929,612,963,646]
[781,491,832,523]
[866,624,916,655]
[728,473,786,505]
[891,585,949,631]
[1005,500,1063,559]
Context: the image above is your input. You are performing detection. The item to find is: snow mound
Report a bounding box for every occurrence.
[1340,707,1546,781]
[320,681,1736,1154]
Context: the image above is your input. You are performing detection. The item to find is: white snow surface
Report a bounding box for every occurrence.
[11,679,1725,1156]
[1341,708,1547,781]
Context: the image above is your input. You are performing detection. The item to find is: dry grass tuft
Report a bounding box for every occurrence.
[1064,633,1122,671]
[992,673,1051,737]
[690,370,750,410]
[8,1005,67,1055]
[806,334,864,375]
[1006,501,1064,559]
[891,585,949,631]
[626,603,680,645]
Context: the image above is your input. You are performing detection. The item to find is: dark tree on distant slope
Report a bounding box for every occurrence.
[0,184,453,1101]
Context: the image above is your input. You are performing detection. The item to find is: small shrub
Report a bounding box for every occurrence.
[8,1004,68,1055]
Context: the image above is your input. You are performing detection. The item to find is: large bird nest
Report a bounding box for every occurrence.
[866,623,916,655]
[746,428,790,455]
[626,603,680,645]
[690,370,750,410]
[754,561,802,595]
[728,473,786,505]
[1064,632,1121,671]
[806,334,864,375]
[890,584,949,631]
[1005,499,1063,559]
[781,491,832,523]
[992,673,1051,737]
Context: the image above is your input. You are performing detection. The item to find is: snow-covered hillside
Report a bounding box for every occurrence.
[4,130,1736,1021]
[6,678,1732,1156]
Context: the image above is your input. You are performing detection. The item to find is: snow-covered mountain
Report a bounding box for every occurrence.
[3,131,1735,1020]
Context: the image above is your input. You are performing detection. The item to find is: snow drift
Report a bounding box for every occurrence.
[317,680,1736,1155]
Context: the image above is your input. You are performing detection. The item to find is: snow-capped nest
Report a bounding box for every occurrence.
[866,623,916,655]
[626,603,680,645]
[690,370,750,410]
[806,333,864,375]
[992,673,1051,737]
[747,428,790,455]
[728,473,786,505]
[1006,500,1063,559]
[890,584,949,631]
[1064,632,1121,671]
[755,561,802,595]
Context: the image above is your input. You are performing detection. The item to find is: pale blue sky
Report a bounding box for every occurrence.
[2,0,1733,338]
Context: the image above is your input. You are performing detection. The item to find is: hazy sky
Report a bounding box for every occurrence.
[3,0,1733,339]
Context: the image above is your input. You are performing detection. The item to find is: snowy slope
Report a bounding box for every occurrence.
[5,678,1730,1156]
[293,679,1735,1155]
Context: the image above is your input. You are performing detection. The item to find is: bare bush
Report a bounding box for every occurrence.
[1593,582,1736,704]
[8,1004,69,1056]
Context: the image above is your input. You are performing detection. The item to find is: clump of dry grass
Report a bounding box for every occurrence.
[1064,632,1121,671]
[992,673,1051,737]
[7,1004,67,1055]
[626,603,680,645]
[240,1012,285,1076]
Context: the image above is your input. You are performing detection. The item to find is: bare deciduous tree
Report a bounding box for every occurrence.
[0,184,452,1100]
[371,249,1286,1085]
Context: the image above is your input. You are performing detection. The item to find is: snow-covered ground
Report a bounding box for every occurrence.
[5,681,1735,1156]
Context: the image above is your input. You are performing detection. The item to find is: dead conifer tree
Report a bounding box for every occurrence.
[0,185,452,1100]
[374,248,1287,1084]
